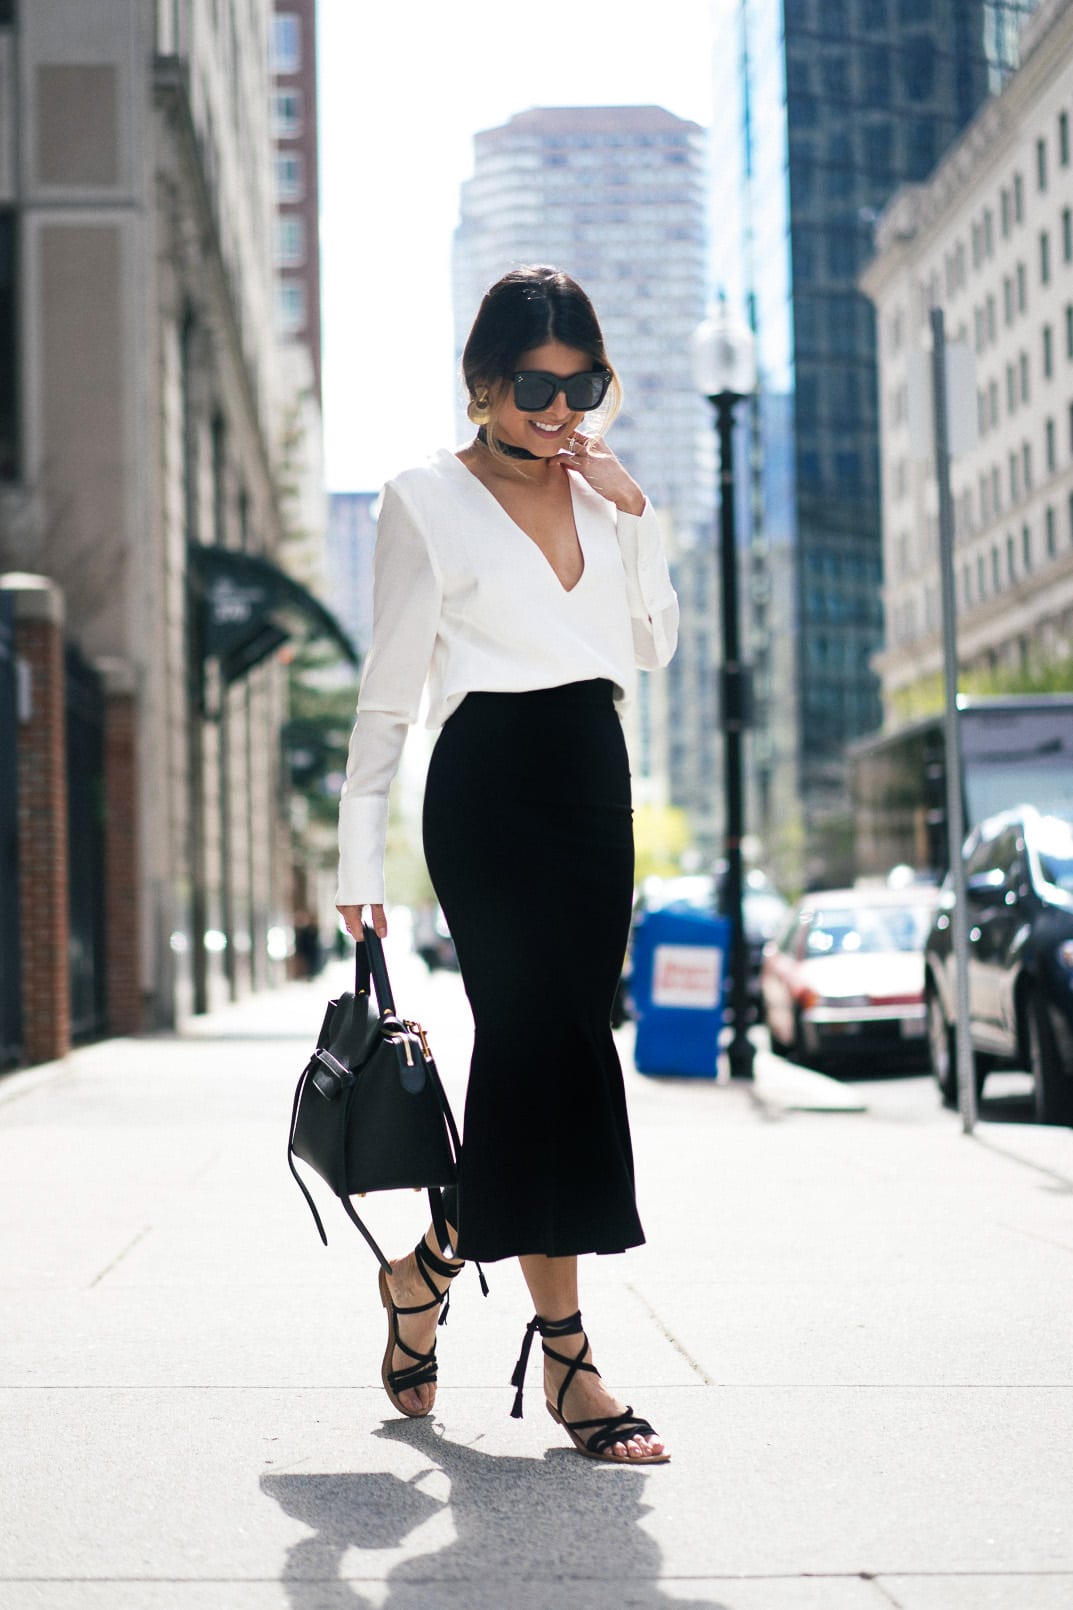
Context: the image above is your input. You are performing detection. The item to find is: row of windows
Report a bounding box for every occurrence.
[890,498,1073,645]
[786,0,1027,33]
[890,386,1073,531]
[917,109,1073,318]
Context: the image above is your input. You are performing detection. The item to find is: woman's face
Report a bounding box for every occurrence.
[490,340,598,457]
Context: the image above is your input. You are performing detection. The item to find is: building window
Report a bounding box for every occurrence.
[1009,451,1020,504]
[978,553,987,598]
[986,294,996,342]
[988,377,999,425]
[272,89,302,139]
[1017,260,1027,313]
[1060,111,1070,168]
[1046,505,1057,557]
[277,279,306,333]
[0,1,14,25]
[1000,186,1011,237]
[1046,416,1057,472]
[1069,400,1073,455]
[276,215,305,266]
[1007,532,1017,582]
[272,13,301,74]
[1069,491,1073,545]
[275,152,303,202]
[992,464,1002,513]
[1006,362,1016,413]
[0,210,16,481]
[1023,440,1033,490]
[1041,230,1051,285]
[1023,523,1033,572]
[992,545,1002,590]
[1037,136,1048,191]
[1020,350,1030,403]
[1043,323,1054,379]
[1013,170,1024,222]
[1003,275,1014,325]
[979,472,990,523]
[1067,303,1073,359]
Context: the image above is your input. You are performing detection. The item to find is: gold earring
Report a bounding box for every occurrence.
[467,392,491,425]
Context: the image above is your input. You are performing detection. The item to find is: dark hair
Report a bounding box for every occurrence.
[462,266,621,434]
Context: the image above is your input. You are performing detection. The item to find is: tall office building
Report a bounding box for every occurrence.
[453,106,713,833]
[714,0,1038,888]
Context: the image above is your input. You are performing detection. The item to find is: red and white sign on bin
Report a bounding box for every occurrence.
[651,943,723,1010]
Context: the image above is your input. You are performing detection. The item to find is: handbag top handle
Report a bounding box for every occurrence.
[357,925,396,1015]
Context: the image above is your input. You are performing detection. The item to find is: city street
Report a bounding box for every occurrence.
[1,943,1071,1610]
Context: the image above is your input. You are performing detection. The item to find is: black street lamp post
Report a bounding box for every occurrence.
[691,304,757,1082]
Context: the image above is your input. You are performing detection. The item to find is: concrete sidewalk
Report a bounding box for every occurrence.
[1,947,1071,1610]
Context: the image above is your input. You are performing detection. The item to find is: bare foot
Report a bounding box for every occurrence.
[382,1244,458,1416]
[543,1334,667,1461]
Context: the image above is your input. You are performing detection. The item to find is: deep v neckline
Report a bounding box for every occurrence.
[450,451,586,595]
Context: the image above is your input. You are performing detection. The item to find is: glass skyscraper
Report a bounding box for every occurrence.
[715,0,1037,887]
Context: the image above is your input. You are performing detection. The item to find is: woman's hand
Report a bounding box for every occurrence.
[561,432,646,517]
[336,904,388,941]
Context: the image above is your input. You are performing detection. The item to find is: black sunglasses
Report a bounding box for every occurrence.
[511,368,611,413]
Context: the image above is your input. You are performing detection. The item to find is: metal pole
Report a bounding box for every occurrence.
[715,392,755,1081]
[929,306,977,1132]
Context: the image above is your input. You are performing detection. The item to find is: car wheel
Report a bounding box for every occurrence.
[1025,989,1073,1126]
[927,986,958,1109]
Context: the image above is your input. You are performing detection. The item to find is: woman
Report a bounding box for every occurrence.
[336,266,678,1465]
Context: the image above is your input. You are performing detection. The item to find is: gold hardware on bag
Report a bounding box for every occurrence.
[404,1019,433,1061]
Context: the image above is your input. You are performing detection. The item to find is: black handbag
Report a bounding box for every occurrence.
[287,927,461,1271]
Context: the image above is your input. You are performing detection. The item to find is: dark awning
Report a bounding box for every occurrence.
[187,544,359,683]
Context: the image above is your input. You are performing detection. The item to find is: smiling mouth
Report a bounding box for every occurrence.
[530,420,569,436]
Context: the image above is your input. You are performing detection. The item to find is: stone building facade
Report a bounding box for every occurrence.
[0,0,341,1055]
[862,0,1073,719]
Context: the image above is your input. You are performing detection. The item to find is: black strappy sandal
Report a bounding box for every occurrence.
[509,1310,670,1464]
[378,1239,463,1418]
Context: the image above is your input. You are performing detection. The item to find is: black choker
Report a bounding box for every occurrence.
[476,425,540,461]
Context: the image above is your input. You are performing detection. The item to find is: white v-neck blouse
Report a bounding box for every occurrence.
[337,447,679,905]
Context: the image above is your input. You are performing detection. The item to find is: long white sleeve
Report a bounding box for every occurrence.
[617,500,679,668]
[336,452,680,907]
[336,484,442,905]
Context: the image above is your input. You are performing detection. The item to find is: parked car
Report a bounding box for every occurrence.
[632,870,789,1020]
[761,883,940,1070]
[924,805,1073,1125]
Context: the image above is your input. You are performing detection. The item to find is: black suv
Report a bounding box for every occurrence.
[924,805,1073,1125]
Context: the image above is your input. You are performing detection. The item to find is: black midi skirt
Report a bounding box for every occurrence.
[422,678,644,1263]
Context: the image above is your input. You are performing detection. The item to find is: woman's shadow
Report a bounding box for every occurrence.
[262,1416,726,1610]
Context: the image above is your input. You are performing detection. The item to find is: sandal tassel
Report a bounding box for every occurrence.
[509,1310,582,1420]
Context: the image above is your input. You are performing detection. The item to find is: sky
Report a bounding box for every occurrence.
[316,0,721,491]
